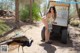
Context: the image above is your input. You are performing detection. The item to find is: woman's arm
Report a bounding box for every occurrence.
[42,16,48,29]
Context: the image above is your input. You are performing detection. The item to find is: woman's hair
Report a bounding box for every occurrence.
[48,6,57,20]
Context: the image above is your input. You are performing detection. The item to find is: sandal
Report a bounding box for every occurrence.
[45,40,53,44]
[41,40,45,42]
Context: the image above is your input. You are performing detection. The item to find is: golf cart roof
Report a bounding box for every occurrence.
[49,0,69,7]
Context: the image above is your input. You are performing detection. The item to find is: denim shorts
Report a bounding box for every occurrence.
[48,23,52,32]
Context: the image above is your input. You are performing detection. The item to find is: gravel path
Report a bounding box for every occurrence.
[3,23,79,53]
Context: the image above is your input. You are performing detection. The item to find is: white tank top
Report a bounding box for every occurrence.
[42,15,55,24]
[42,15,55,32]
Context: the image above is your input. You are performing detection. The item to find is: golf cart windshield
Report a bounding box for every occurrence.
[49,1,69,27]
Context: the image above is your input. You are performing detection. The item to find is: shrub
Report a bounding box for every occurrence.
[0,20,10,35]
[32,3,41,21]
[70,18,80,26]
[19,3,41,22]
[19,5,30,22]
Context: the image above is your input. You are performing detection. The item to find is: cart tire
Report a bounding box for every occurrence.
[61,29,68,44]
[41,27,45,41]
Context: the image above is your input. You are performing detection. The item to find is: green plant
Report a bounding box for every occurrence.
[32,3,41,21]
[0,20,11,35]
[19,3,41,22]
[19,5,30,22]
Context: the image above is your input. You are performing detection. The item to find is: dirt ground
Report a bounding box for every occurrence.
[6,22,80,53]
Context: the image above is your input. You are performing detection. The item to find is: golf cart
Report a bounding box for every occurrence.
[41,1,70,44]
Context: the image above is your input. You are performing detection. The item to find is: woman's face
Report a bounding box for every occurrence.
[51,8,54,14]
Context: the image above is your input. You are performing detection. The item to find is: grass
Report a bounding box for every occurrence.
[0,20,11,36]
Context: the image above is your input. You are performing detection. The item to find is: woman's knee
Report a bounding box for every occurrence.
[45,26,49,30]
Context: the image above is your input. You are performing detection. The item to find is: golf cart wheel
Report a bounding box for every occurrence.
[61,29,68,44]
[41,27,45,41]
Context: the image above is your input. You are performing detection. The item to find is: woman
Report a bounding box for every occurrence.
[42,6,57,44]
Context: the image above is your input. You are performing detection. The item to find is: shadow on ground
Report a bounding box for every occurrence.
[39,43,56,53]
[52,39,73,48]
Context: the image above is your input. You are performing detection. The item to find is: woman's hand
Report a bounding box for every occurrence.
[52,22,57,24]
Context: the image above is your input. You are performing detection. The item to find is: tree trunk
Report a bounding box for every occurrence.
[29,0,33,23]
[75,0,80,19]
[15,0,20,28]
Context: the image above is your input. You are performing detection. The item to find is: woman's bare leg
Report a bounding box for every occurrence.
[45,27,50,42]
[42,18,50,42]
